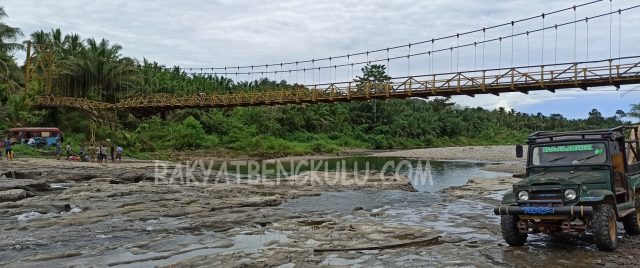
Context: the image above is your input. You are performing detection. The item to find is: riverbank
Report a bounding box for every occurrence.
[2,148,638,267]
[370,145,525,162]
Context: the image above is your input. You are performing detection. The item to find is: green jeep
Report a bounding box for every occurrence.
[494,126,640,251]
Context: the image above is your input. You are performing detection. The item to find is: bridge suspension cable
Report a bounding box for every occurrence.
[166,0,606,77]
[180,3,638,86]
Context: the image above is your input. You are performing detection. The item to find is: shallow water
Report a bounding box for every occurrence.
[209,157,510,192]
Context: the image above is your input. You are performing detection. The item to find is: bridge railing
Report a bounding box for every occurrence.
[291,56,639,99]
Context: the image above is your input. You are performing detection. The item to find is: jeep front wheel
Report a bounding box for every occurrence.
[622,198,640,235]
[592,204,618,251]
[500,215,527,246]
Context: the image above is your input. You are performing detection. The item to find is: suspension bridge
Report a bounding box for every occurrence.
[27,1,640,117]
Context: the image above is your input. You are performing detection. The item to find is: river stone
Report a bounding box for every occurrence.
[1,171,43,179]
[0,189,35,202]
[0,177,50,192]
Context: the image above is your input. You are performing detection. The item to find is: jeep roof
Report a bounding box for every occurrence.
[528,126,627,144]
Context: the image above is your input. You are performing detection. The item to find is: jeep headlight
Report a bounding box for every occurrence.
[564,189,577,201]
[517,190,529,201]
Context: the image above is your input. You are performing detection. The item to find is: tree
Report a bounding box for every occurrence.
[629,104,640,121]
[586,108,604,128]
[354,64,391,84]
[0,7,23,90]
[29,31,141,102]
[353,64,392,123]
[67,38,140,102]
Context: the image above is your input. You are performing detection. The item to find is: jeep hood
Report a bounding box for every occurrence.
[515,171,609,187]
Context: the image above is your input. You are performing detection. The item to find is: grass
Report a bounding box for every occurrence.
[10,144,50,158]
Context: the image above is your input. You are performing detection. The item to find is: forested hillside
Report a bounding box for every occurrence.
[1,13,639,158]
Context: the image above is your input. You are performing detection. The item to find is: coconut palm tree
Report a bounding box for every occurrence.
[0,7,24,89]
[65,38,140,102]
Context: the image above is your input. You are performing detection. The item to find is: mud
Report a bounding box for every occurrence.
[0,157,638,267]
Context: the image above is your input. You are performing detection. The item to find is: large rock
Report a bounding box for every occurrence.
[0,177,50,192]
[0,189,35,202]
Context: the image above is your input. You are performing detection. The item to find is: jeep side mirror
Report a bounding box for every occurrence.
[515,145,524,158]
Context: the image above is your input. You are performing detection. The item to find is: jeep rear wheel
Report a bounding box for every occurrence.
[592,204,618,251]
[622,198,640,235]
[500,215,527,246]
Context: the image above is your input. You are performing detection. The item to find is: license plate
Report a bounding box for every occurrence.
[521,207,555,215]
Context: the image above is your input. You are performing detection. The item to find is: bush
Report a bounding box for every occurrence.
[170,116,206,150]
[11,144,42,157]
[309,140,339,153]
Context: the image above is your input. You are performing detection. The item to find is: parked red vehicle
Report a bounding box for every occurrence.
[5,127,63,146]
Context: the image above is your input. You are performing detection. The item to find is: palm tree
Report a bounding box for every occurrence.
[0,7,24,89]
[67,38,141,102]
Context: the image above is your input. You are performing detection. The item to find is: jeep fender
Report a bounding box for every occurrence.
[501,191,516,205]
[579,189,616,204]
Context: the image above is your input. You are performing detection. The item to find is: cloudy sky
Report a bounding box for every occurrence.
[3,0,640,118]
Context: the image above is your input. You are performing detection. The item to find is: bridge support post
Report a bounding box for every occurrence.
[330,85,334,101]
[609,59,613,86]
[24,41,31,94]
[313,85,317,101]
[431,75,436,94]
[540,66,544,89]
[573,64,578,87]
[510,68,515,90]
[90,121,96,145]
[365,82,370,99]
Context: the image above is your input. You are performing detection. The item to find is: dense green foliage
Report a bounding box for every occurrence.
[0,9,639,158]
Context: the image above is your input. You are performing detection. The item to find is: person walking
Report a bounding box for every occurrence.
[110,146,115,163]
[116,146,123,163]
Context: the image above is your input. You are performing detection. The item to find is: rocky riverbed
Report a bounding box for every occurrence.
[1,147,639,267]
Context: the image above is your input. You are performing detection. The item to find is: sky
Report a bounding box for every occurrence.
[3,0,640,119]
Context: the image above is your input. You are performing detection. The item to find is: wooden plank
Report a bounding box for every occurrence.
[630,126,639,164]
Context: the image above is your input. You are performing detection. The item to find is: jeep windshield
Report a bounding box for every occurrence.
[531,143,607,166]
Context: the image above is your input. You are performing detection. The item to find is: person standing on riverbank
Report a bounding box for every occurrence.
[110,146,115,163]
[99,144,107,164]
[65,143,72,160]
[79,144,86,162]
[55,141,62,160]
[97,145,103,164]
[1,137,8,160]
[116,146,123,163]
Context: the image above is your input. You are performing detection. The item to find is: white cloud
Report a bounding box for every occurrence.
[3,0,640,114]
